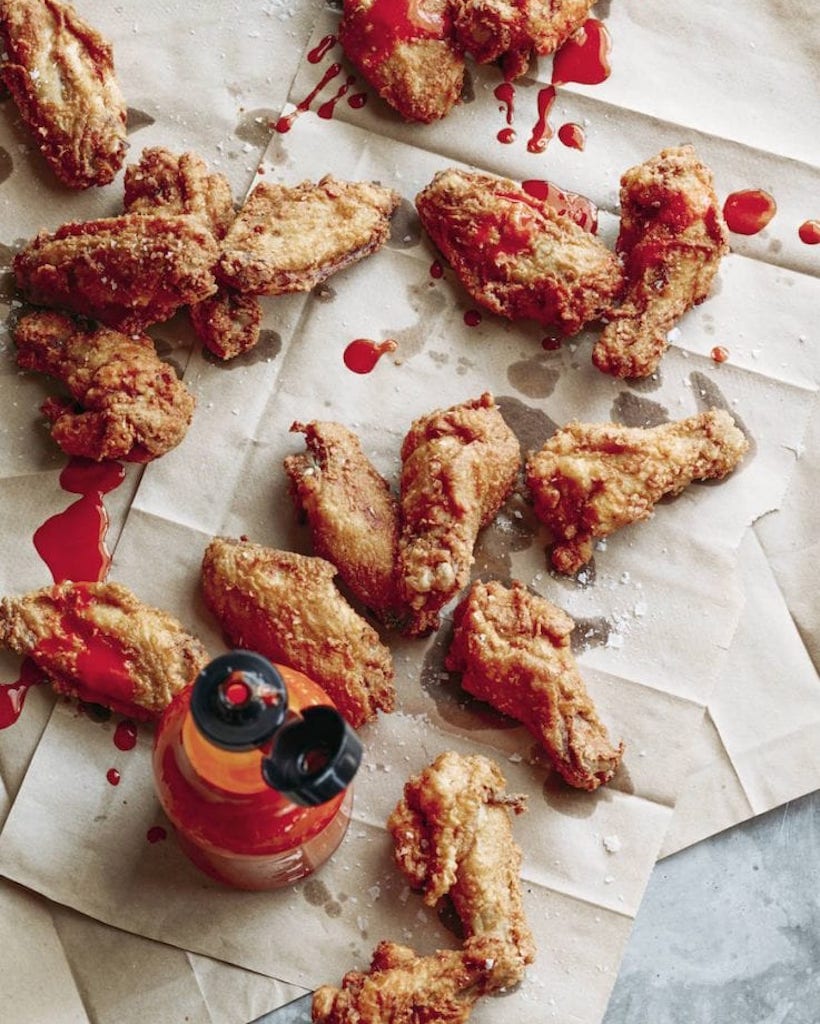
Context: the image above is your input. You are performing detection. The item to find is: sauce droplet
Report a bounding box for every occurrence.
[317,74,356,120]
[113,719,138,751]
[348,92,368,110]
[0,659,46,729]
[275,63,343,134]
[308,34,337,64]
[552,19,612,87]
[542,336,562,351]
[343,338,398,374]
[526,86,556,154]
[464,309,482,327]
[711,346,730,363]
[494,81,516,145]
[798,219,820,245]
[147,825,167,843]
[430,259,444,279]
[722,189,777,235]
[558,122,585,150]
[106,768,121,786]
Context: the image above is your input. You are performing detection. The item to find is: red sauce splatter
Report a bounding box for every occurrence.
[343,338,398,373]
[348,92,368,109]
[33,458,125,584]
[711,346,730,363]
[0,659,46,729]
[558,122,585,150]
[798,219,820,244]
[542,337,562,351]
[147,825,167,843]
[552,19,612,86]
[275,63,343,133]
[464,309,482,327]
[106,768,121,786]
[526,86,556,154]
[430,260,444,279]
[494,81,516,144]
[114,719,138,751]
[308,33,337,64]
[317,74,357,119]
[521,179,598,233]
[339,0,449,68]
[497,127,516,144]
[722,189,777,235]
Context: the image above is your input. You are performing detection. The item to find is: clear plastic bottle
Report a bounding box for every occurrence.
[153,650,362,890]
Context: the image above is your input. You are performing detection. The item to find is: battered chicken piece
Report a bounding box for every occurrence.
[15,310,195,462]
[593,145,730,378]
[312,935,518,1024]
[217,176,401,296]
[446,581,624,790]
[13,213,219,333]
[397,393,520,637]
[416,168,623,336]
[388,751,534,981]
[0,581,209,720]
[525,410,750,574]
[284,420,402,625]
[338,0,465,123]
[201,537,395,728]
[0,0,127,188]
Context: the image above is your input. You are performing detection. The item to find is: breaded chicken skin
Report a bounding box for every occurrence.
[15,311,195,462]
[0,581,208,720]
[0,0,127,188]
[201,537,395,728]
[593,145,730,378]
[526,410,750,574]
[416,168,623,336]
[397,393,520,637]
[446,581,624,790]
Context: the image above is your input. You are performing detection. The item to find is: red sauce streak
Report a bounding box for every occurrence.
[558,122,585,150]
[106,768,121,786]
[33,458,125,584]
[521,178,599,233]
[0,659,46,729]
[308,34,337,64]
[464,309,482,327]
[147,825,167,843]
[114,719,138,751]
[318,74,356,119]
[722,189,777,235]
[348,92,368,109]
[494,81,516,144]
[527,86,556,154]
[430,260,444,279]
[711,346,730,363]
[343,338,398,374]
[275,63,343,133]
[552,19,612,86]
[340,0,448,68]
[798,219,820,244]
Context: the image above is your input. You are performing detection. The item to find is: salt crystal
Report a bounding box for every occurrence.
[603,834,621,853]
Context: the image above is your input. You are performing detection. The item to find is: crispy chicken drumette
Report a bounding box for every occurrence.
[446,581,624,790]
[525,410,750,574]
[593,145,730,378]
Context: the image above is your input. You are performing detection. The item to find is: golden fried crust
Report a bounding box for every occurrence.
[397,393,520,637]
[284,420,402,625]
[0,581,208,720]
[416,168,623,335]
[387,751,534,984]
[0,0,127,188]
[446,581,624,790]
[216,176,401,296]
[14,310,195,462]
[187,289,262,360]
[593,145,730,378]
[525,410,750,573]
[312,935,516,1024]
[200,537,395,728]
[339,0,465,123]
[13,213,219,332]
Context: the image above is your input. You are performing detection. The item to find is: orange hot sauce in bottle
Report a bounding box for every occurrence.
[152,651,362,890]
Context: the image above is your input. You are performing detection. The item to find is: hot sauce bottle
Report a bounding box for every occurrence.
[152,650,362,890]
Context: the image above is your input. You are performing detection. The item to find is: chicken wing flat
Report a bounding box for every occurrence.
[0,581,208,720]
[338,0,465,123]
[15,310,195,462]
[446,581,623,790]
[284,420,402,625]
[217,176,401,296]
[388,751,534,982]
[201,537,395,728]
[397,393,520,637]
[0,0,127,188]
[13,213,219,333]
[416,168,623,336]
[525,410,750,574]
[593,145,730,379]
[312,935,518,1024]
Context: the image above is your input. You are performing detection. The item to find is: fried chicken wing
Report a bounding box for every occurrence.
[13,213,219,333]
[0,581,208,720]
[388,751,534,981]
[525,410,750,574]
[338,0,465,123]
[284,420,402,625]
[312,935,516,1024]
[593,145,730,378]
[201,537,395,728]
[0,0,127,188]
[216,176,401,296]
[397,393,520,637]
[416,168,623,336]
[446,581,623,790]
[14,310,195,462]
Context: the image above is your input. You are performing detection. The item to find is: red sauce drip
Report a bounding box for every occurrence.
[497,127,516,144]
[114,718,138,751]
[494,81,516,144]
[558,122,585,150]
[341,0,448,67]
[552,19,612,86]
[798,219,820,244]
[0,659,46,729]
[147,825,167,843]
[343,338,398,374]
[430,259,444,279]
[275,63,343,133]
[521,178,599,233]
[711,346,730,363]
[464,309,482,327]
[348,92,368,109]
[542,337,562,351]
[527,86,556,154]
[317,74,356,119]
[308,34,337,64]
[722,189,777,235]
[106,768,121,786]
